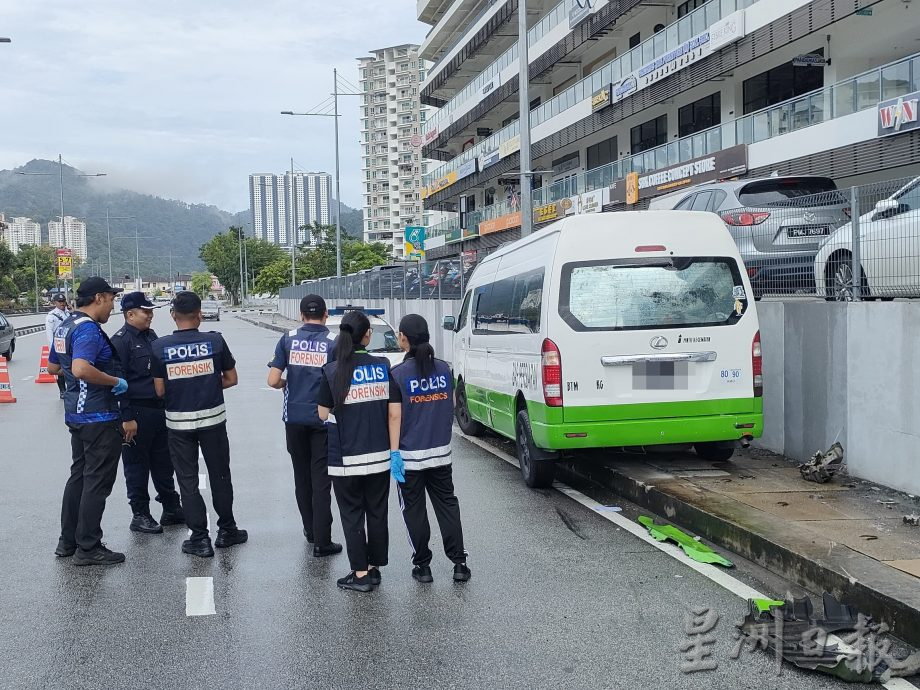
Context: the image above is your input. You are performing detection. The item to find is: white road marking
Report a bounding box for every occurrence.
[455,431,920,689]
[185,577,215,616]
[21,376,31,381]
[198,473,207,490]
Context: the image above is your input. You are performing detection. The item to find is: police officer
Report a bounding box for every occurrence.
[150,291,246,558]
[46,293,70,398]
[267,294,342,557]
[390,314,470,583]
[47,277,130,566]
[317,309,402,592]
[110,291,185,534]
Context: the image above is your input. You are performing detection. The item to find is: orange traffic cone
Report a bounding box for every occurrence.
[35,345,57,383]
[0,356,16,403]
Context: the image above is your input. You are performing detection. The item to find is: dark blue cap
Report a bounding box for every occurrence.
[120,291,155,311]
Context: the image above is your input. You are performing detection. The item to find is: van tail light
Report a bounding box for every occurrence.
[721,211,771,226]
[752,331,763,397]
[541,338,563,407]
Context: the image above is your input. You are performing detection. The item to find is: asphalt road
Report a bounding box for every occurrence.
[0,310,895,689]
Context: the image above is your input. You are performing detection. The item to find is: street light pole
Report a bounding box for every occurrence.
[518,0,534,238]
[290,157,296,287]
[238,227,245,305]
[333,68,342,278]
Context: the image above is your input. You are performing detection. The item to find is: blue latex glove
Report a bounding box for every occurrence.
[112,378,129,396]
[390,450,405,484]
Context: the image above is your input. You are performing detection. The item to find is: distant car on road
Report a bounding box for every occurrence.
[815,176,920,300]
[201,300,221,321]
[326,306,403,366]
[0,312,15,360]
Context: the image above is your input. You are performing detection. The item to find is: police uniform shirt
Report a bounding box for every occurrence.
[268,323,337,427]
[389,358,454,471]
[150,329,235,431]
[110,323,161,422]
[317,352,398,477]
[48,312,120,425]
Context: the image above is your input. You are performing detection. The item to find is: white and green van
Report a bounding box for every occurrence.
[443,211,763,487]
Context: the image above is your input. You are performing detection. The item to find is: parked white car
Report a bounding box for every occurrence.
[815,177,920,300]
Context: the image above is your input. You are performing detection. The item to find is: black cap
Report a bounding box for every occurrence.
[120,291,155,311]
[171,291,202,315]
[300,294,327,318]
[52,293,66,303]
[398,313,430,344]
[77,277,123,300]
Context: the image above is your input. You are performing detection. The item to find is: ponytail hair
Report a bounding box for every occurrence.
[399,313,435,378]
[332,310,371,408]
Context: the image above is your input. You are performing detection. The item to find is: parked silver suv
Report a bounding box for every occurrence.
[651,176,851,297]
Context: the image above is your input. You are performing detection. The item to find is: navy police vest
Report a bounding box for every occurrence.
[390,358,453,471]
[273,324,336,427]
[53,312,120,425]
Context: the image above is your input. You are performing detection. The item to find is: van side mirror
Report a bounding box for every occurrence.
[442,315,456,331]
[873,198,901,220]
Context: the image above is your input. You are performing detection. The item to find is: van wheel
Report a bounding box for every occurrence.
[455,381,483,436]
[695,442,735,462]
[516,410,555,488]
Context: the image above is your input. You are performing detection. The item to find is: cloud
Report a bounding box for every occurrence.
[0,0,426,213]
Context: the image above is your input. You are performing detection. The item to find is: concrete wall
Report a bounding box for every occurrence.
[280,295,920,495]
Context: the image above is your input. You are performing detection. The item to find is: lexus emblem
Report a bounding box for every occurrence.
[650,336,668,350]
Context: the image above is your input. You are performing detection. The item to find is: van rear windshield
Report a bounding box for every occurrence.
[738,177,842,206]
[559,257,747,331]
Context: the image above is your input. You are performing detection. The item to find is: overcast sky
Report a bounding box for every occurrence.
[0,1,427,212]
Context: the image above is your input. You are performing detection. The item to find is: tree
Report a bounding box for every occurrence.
[12,245,56,295]
[300,222,389,279]
[200,226,285,304]
[190,272,212,298]
[253,258,315,296]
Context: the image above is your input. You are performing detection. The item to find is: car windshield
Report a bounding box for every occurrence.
[202,301,219,309]
[368,326,400,353]
[559,257,747,331]
[738,178,844,207]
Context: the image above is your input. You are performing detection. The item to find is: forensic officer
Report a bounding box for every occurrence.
[46,293,70,398]
[47,277,130,566]
[317,309,402,593]
[110,291,185,534]
[390,314,470,583]
[150,291,247,558]
[267,294,342,557]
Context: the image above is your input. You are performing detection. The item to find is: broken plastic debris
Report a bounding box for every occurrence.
[799,442,845,484]
[752,598,786,614]
[904,514,920,526]
[637,516,733,568]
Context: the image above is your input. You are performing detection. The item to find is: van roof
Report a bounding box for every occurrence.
[479,210,741,265]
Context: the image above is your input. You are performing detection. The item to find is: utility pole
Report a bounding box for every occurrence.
[518,1,534,238]
[33,250,39,312]
[238,226,245,306]
[106,209,113,283]
[290,157,296,286]
[334,68,342,278]
[59,154,67,294]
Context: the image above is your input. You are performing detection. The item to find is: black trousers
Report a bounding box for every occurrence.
[332,472,390,572]
[167,422,237,541]
[61,421,123,552]
[285,424,333,545]
[122,405,180,511]
[397,465,466,567]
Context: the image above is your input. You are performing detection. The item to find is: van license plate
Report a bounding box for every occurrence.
[632,361,689,390]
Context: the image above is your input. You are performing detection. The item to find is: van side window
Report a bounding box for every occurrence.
[457,290,472,330]
[473,268,545,335]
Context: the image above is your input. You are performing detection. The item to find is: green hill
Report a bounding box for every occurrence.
[0,159,364,280]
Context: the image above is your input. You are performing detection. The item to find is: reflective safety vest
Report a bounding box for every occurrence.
[390,358,453,471]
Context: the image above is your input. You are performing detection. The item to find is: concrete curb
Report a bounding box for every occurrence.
[235,314,289,334]
[14,325,44,337]
[556,459,920,647]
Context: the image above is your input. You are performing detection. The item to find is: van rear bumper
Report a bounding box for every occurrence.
[530,413,763,451]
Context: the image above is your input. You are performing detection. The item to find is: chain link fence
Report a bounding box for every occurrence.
[293,175,920,303]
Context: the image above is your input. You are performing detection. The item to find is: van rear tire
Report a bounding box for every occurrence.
[455,381,483,436]
[516,410,555,488]
[695,442,735,462]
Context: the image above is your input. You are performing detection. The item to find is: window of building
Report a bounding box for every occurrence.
[629,32,641,49]
[586,135,618,170]
[742,50,825,114]
[678,92,721,137]
[677,0,707,18]
[630,114,667,154]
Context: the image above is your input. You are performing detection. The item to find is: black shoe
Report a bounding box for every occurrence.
[73,543,125,566]
[453,563,472,582]
[130,512,163,534]
[182,538,214,558]
[368,568,382,587]
[214,527,248,548]
[313,542,343,558]
[303,528,314,543]
[337,572,373,593]
[159,505,185,526]
[412,565,434,583]
[54,538,76,557]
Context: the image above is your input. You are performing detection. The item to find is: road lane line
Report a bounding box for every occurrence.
[185,577,215,616]
[21,376,31,381]
[198,473,207,490]
[455,431,920,689]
